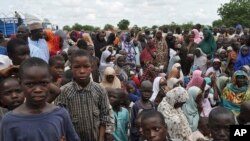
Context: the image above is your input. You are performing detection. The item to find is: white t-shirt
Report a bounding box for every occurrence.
[0,55,13,70]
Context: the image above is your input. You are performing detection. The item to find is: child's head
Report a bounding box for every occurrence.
[241,46,249,57]
[140,80,153,102]
[238,101,250,125]
[141,110,168,141]
[71,49,92,85]
[49,55,65,81]
[7,38,30,65]
[106,88,122,109]
[198,117,210,137]
[126,82,136,94]
[208,107,235,141]
[19,57,51,107]
[61,69,73,86]
[0,78,25,110]
[194,48,202,57]
[67,46,79,63]
[76,39,88,50]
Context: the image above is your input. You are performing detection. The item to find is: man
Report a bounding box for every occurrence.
[28,22,49,63]
[16,25,29,42]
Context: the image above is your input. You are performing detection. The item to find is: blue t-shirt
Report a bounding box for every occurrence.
[113,107,129,141]
[1,107,80,141]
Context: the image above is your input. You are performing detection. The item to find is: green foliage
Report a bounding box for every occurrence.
[151,25,158,29]
[63,25,71,31]
[104,24,114,30]
[71,23,82,31]
[212,19,224,27]
[82,25,95,31]
[117,19,130,30]
[180,22,194,30]
[217,1,250,27]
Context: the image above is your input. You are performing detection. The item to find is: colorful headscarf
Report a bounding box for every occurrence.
[192,29,201,44]
[186,70,204,90]
[198,29,216,57]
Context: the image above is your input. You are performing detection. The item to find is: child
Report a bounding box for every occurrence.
[208,107,235,141]
[234,45,250,71]
[130,80,155,141]
[0,57,80,141]
[0,78,25,111]
[49,55,65,86]
[141,110,178,141]
[127,81,141,102]
[236,101,250,125]
[55,49,110,141]
[188,117,211,141]
[61,69,73,86]
[107,88,129,141]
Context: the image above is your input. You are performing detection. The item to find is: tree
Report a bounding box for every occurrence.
[117,19,130,30]
[104,24,114,30]
[217,1,250,27]
[72,23,83,31]
[63,25,71,31]
[212,19,224,27]
[180,22,194,30]
[82,25,95,31]
[151,25,158,30]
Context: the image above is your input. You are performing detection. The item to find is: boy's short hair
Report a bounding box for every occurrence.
[77,39,88,50]
[141,110,166,125]
[71,49,91,64]
[48,55,65,66]
[209,107,235,124]
[7,38,28,56]
[0,77,19,90]
[19,57,49,79]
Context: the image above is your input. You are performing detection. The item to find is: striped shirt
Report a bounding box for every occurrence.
[55,80,110,141]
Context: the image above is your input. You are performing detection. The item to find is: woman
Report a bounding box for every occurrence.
[186,70,205,90]
[114,54,129,81]
[157,87,192,141]
[44,29,62,56]
[167,78,181,90]
[198,29,216,58]
[167,55,181,73]
[121,32,136,65]
[193,48,207,75]
[99,50,115,79]
[192,29,202,44]
[172,63,184,83]
[100,67,121,89]
[153,30,168,67]
[234,45,250,71]
[150,76,167,102]
[182,86,203,132]
[221,70,250,114]
[140,39,157,67]
[216,76,230,96]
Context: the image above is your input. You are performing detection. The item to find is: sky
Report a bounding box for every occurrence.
[0,0,230,29]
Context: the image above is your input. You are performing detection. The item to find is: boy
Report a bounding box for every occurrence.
[49,55,65,86]
[107,88,129,141]
[0,57,80,141]
[141,110,178,141]
[208,107,235,141]
[236,101,250,125]
[55,49,110,141]
[130,80,155,141]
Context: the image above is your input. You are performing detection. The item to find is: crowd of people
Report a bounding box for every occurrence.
[0,22,250,141]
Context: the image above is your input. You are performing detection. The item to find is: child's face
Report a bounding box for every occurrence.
[21,66,51,106]
[11,45,30,65]
[209,114,234,141]
[108,92,120,108]
[140,84,153,101]
[71,56,92,84]
[142,117,167,141]
[50,60,65,80]
[0,79,24,110]
[127,84,135,93]
[241,47,249,57]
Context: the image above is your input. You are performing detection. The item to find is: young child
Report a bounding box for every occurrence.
[49,55,65,86]
[0,57,80,141]
[208,107,235,141]
[55,49,110,141]
[107,88,129,141]
[188,117,211,141]
[0,78,25,111]
[130,80,156,141]
[141,110,178,141]
[236,101,250,125]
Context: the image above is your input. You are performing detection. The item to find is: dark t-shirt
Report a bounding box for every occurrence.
[1,107,80,141]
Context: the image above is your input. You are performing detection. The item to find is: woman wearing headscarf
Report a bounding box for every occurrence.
[186,70,205,90]
[121,32,136,65]
[100,67,121,89]
[191,29,202,44]
[234,45,250,71]
[140,64,157,83]
[94,31,107,59]
[153,30,168,67]
[150,76,167,102]
[182,86,203,132]
[167,55,181,73]
[172,63,184,83]
[140,39,157,67]
[193,48,207,74]
[167,78,181,90]
[240,65,250,76]
[99,50,115,80]
[216,76,230,96]
[114,54,129,81]
[221,70,250,114]
[198,29,216,58]
[158,87,192,141]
